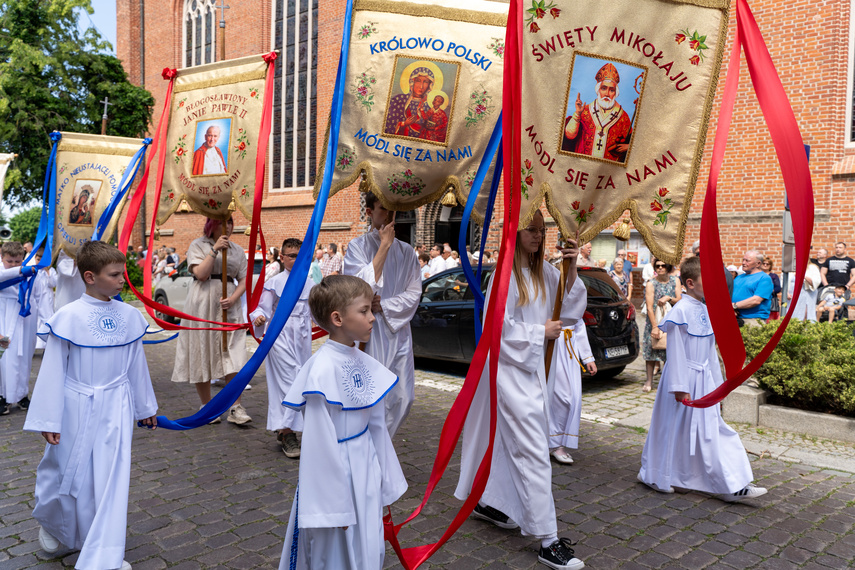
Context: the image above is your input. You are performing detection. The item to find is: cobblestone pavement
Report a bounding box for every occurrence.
[2,325,855,568]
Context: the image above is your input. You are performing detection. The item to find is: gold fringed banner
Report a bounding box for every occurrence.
[53,133,144,259]
[519,0,729,263]
[158,54,271,224]
[315,0,507,211]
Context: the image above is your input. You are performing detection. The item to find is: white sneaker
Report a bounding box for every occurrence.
[244,383,252,391]
[637,475,674,494]
[719,484,768,502]
[200,405,221,425]
[119,561,132,570]
[227,404,252,425]
[550,447,574,465]
[38,526,61,554]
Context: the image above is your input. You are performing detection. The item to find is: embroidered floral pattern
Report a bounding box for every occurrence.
[465,85,492,128]
[58,163,68,176]
[171,134,188,164]
[571,200,594,224]
[352,69,377,112]
[487,37,505,59]
[650,187,674,228]
[239,185,249,198]
[248,87,260,99]
[463,168,477,189]
[207,198,223,210]
[387,169,425,197]
[525,0,560,33]
[233,128,249,160]
[676,29,708,64]
[357,21,379,39]
[164,190,176,204]
[521,159,534,200]
[336,149,356,171]
[178,97,187,108]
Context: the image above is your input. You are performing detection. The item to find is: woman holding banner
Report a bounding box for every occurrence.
[171,216,250,425]
[455,210,586,570]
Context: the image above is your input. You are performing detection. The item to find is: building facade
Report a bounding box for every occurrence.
[117,0,855,298]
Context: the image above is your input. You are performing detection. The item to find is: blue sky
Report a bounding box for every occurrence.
[85,1,117,54]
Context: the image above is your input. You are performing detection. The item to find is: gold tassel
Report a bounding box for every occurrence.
[441,191,457,207]
[358,172,370,193]
[244,226,252,236]
[613,218,631,241]
[228,197,237,212]
[154,226,161,241]
[178,198,191,213]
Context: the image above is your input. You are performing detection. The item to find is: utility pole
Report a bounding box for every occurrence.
[100,97,113,135]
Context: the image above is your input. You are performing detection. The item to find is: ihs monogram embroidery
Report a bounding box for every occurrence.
[694,306,709,330]
[340,357,374,406]
[88,307,127,343]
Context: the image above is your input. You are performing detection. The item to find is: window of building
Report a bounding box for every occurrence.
[270,0,319,190]
[183,0,218,68]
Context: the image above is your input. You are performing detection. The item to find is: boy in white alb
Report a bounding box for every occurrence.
[279,275,407,570]
[548,320,597,465]
[638,256,767,502]
[24,241,158,569]
[250,238,315,458]
[32,251,57,350]
[343,192,421,436]
[0,241,39,415]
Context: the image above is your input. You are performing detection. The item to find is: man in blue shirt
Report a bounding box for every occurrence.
[731,250,774,326]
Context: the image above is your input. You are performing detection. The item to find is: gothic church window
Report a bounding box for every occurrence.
[184,0,217,68]
[270,0,319,190]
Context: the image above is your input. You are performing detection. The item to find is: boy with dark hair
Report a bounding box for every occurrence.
[638,256,767,502]
[24,240,158,568]
[0,241,38,415]
[816,284,847,322]
[250,237,315,458]
[279,274,406,569]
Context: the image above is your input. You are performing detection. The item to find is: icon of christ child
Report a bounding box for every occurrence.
[417,95,449,143]
[562,62,633,163]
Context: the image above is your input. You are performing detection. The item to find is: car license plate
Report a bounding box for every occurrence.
[605,345,629,359]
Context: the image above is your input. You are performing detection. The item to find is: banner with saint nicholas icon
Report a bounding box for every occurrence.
[314,0,507,211]
[52,133,146,259]
[157,54,273,224]
[514,0,729,263]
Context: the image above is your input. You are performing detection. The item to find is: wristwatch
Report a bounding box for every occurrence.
[732,302,738,310]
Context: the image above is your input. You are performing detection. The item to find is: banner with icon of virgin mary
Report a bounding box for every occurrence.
[52,133,145,259]
[315,0,507,210]
[518,0,729,263]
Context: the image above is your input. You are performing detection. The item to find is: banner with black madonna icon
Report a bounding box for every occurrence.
[157,54,272,224]
[518,0,729,263]
[52,133,145,259]
[314,0,507,211]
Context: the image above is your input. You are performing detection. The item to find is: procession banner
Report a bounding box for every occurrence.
[314,0,507,212]
[516,0,729,263]
[0,153,15,206]
[52,133,145,259]
[157,54,271,224]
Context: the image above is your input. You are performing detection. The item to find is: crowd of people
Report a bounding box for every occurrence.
[3,219,816,569]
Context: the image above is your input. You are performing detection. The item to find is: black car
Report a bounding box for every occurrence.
[411,265,639,377]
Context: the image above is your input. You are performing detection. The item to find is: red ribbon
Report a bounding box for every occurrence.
[687,0,813,408]
[383,2,523,567]
[162,68,178,80]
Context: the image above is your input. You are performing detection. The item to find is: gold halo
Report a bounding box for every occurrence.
[427,90,450,110]
[398,60,444,95]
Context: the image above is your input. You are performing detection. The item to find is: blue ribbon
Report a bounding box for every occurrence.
[0,132,61,317]
[148,0,355,429]
[143,332,179,345]
[458,117,503,341]
[93,138,152,242]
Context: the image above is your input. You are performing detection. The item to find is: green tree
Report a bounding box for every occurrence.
[0,0,154,207]
[8,206,41,244]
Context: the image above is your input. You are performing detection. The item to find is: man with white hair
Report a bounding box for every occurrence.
[562,62,633,162]
[731,250,773,326]
[192,125,226,175]
[443,244,459,269]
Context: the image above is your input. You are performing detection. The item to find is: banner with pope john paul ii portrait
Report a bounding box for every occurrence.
[315,0,507,211]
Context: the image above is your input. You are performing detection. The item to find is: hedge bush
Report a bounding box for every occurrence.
[125,253,144,289]
[741,320,855,418]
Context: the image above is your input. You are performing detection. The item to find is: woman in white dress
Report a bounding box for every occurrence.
[170,216,250,425]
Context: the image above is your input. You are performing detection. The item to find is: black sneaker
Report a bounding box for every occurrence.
[472,503,519,529]
[538,538,585,570]
[17,397,30,410]
[0,397,8,416]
